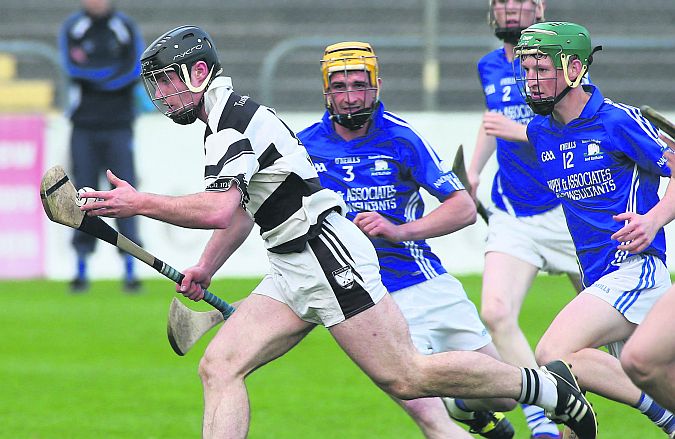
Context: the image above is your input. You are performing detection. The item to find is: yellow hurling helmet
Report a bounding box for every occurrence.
[321,41,379,92]
[320,41,380,130]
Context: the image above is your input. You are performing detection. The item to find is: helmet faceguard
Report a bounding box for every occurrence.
[140,25,223,125]
[489,0,543,45]
[321,41,380,131]
[514,22,601,115]
[142,66,201,125]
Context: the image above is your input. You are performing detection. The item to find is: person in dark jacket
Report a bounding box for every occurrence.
[58,0,144,292]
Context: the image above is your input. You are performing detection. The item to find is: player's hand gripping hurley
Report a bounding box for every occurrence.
[40,165,236,321]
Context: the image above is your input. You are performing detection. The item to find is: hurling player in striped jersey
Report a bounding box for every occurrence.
[298,41,516,439]
[468,2,579,436]
[515,22,675,437]
[85,25,598,439]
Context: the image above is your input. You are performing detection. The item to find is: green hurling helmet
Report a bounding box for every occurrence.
[515,22,596,88]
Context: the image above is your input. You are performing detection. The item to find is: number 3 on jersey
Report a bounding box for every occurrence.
[342,165,355,182]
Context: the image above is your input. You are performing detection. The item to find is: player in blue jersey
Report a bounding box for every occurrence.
[622,133,675,413]
[467,2,577,437]
[298,41,517,439]
[514,22,675,437]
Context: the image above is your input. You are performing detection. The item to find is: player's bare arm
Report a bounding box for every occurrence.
[196,209,255,276]
[612,142,675,253]
[482,111,528,142]
[467,122,498,199]
[663,143,675,168]
[83,170,244,229]
[179,209,254,301]
[612,176,675,253]
[353,190,476,242]
[660,133,675,150]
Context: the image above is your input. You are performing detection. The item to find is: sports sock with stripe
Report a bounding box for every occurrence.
[518,368,557,411]
[522,403,560,438]
[635,393,675,435]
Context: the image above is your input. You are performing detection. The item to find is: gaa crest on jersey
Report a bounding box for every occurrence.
[371,159,393,176]
[332,266,355,289]
[583,140,604,161]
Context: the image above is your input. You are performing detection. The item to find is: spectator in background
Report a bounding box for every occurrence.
[58,0,144,293]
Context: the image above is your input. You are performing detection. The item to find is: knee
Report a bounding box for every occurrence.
[534,339,562,366]
[620,345,657,387]
[198,353,222,389]
[198,348,244,390]
[374,358,425,400]
[377,375,422,401]
[481,299,516,333]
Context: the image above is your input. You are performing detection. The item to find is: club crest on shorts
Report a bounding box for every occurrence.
[332,266,355,289]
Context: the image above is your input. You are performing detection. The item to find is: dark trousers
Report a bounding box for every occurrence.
[70,126,142,257]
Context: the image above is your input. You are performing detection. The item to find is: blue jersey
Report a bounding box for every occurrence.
[527,85,670,287]
[59,9,144,128]
[298,104,464,293]
[478,48,560,216]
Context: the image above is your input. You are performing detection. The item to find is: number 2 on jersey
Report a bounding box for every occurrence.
[502,85,511,102]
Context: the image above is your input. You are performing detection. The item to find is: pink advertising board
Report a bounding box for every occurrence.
[0,115,45,278]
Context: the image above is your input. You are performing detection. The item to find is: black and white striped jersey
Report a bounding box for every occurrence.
[202,77,345,253]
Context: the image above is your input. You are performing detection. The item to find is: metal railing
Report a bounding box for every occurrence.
[259,35,498,110]
[259,35,675,111]
[4,35,674,112]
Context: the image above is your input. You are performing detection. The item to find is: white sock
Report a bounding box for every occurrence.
[519,368,558,412]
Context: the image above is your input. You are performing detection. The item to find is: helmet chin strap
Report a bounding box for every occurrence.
[495,29,522,45]
[180,64,214,93]
[561,54,588,88]
[527,85,573,116]
[170,106,199,125]
[331,108,372,130]
[331,102,380,131]
[170,95,206,125]
[170,64,223,125]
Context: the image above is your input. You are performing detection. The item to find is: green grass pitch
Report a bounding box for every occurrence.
[0,275,663,438]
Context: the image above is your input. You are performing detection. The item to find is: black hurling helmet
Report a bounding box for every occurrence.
[141,25,223,125]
